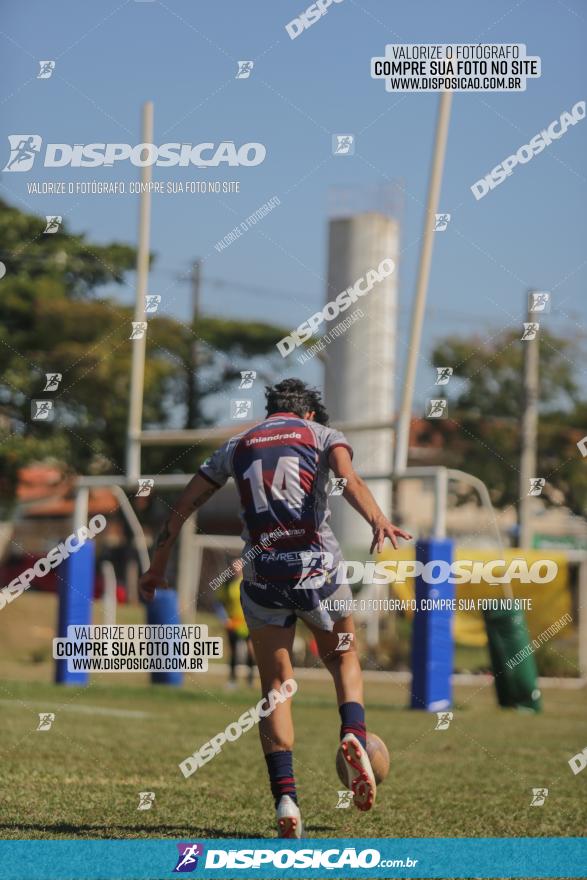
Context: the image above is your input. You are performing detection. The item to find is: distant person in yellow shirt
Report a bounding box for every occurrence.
[214,558,255,687]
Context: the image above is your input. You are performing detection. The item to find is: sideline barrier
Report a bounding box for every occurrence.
[55,538,183,686]
[410,539,454,710]
[55,541,94,686]
[484,605,541,711]
[146,588,183,685]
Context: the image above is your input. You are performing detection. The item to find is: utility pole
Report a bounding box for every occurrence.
[179,260,202,614]
[394,90,452,479]
[186,259,201,429]
[191,259,201,327]
[518,292,540,548]
[126,101,154,481]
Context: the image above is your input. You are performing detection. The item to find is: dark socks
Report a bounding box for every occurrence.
[265,750,297,807]
[339,701,367,748]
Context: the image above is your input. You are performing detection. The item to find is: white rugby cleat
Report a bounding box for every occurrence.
[276,794,303,838]
[337,733,376,812]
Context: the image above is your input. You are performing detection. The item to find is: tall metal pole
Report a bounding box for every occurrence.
[186,259,201,429]
[191,259,201,324]
[394,91,452,477]
[126,101,154,480]
[73,486,89,531]
[518,292,540,548]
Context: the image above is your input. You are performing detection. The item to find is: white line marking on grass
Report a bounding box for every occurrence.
[0,698,151,718]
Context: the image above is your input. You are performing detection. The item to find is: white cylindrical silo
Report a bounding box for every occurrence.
[323,211,399,554]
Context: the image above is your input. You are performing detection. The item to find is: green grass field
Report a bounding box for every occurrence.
[0,593,586,842]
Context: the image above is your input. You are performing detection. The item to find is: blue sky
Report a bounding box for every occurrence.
[2,0,586,416]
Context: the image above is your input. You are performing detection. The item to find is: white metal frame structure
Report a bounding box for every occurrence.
[69,98,585,681]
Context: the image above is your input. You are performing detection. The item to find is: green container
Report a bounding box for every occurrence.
[483,606,542,712]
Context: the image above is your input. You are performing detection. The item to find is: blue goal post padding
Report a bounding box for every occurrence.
[410,538,455,711]
[55,540,94,686]
[147,589,183,685]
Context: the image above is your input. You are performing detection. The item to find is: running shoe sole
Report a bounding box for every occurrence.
[338,734,376,812]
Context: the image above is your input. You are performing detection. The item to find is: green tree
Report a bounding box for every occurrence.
[0,198,288,509]
[430,329,587,516]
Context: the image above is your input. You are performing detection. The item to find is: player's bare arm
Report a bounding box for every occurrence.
[139,473,219,602]
[328,445,412,554]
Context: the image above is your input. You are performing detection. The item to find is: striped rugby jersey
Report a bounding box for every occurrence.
[198,412,352,609]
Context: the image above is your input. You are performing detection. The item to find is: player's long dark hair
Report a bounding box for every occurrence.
[265,378,330,425]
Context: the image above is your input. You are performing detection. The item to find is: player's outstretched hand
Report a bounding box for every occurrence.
[370,518,412,554]
[139,569,169,603]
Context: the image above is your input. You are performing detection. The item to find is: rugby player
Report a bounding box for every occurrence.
[139,378,411,838]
